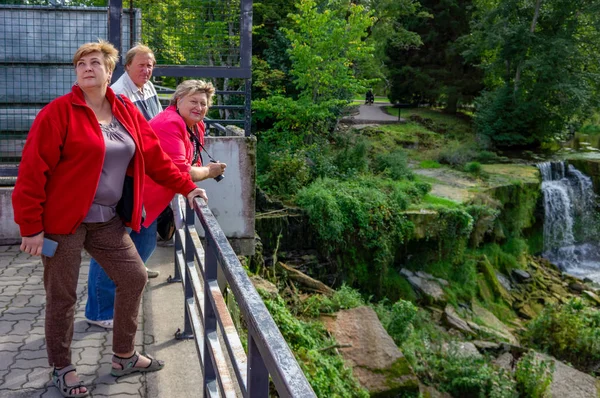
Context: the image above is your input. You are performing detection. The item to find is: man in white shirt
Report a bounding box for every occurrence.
[111,44,162,121]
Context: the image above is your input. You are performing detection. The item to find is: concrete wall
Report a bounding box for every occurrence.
[197,136,256,255]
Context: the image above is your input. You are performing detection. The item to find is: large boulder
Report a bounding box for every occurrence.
[321,306,420,397]
[401,269,448,306]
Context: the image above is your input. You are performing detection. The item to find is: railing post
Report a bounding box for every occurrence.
[203,235,218,395]
[247,334,269,397]
[168,223,183,283]
[175,202,195,340]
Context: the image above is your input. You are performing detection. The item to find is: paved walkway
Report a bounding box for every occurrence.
[343,102,405,124]
[0,243,202,397]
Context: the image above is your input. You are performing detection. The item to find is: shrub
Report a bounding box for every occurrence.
[374,149,415,181]
[464,161,482,175]
[258,150,311,199]
[524,298,600,372]
[374,299,418,345]
[300,284,366,317]
[515,351,554,398]
[296,176,422,295]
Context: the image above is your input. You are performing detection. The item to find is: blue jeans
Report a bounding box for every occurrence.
[85,220,157,321]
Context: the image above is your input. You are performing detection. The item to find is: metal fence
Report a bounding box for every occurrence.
[0,0,251,172]
[171,197,317,397]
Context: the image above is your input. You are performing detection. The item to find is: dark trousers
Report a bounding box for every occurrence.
[43,216,148,367]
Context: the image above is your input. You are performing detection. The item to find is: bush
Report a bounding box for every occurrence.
[374,299,418,345]
[515,351,554,398]
[464,161,483,175]
[258,150,311,199]
[295,176,423,295]
[524,298,600,372]
[300,284,366,317]
[374,149,415,181]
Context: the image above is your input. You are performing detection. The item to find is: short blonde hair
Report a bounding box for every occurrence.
[124,44,156,67]
[73,40,119,72]
[170,80,216,107]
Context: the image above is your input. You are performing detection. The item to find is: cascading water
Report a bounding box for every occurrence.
[539,161,600,281]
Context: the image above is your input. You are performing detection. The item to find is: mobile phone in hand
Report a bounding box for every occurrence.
[42,238,58,257]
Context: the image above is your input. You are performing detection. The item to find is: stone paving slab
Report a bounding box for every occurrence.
[0,246,146,397]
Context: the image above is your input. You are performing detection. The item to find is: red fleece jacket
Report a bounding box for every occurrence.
[12,85,197,236]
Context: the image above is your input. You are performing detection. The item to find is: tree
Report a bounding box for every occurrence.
[466,0,600,146]
[283,0,375,102]
[384,0,483,112]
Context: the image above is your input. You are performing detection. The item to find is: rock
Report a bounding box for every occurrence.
[419,384,453,398]
[582,290,600,306]
[472,340,502,352]
[443,341,483,359]
[471,302,518,344]
[512,269,531,282]
[321,306,419,396]
[250,275,278,298]
[493,352,514,371]
[401,269,448,306]
[516,303,537,320]
[495,272,513,291]
[568,281,585,294]
[533,353,599,398]
[443,305,475,336]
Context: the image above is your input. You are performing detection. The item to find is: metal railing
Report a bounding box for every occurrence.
[168,196,316,397]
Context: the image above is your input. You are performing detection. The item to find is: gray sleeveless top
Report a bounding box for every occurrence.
[84,116,136,223]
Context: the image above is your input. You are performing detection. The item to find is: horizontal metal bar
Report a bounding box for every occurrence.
[0,166,19,177]
[205,120,245,125]
[210,105,245,110]
[153,66,251,79]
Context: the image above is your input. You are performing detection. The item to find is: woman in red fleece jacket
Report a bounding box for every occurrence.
[12,40,207,398]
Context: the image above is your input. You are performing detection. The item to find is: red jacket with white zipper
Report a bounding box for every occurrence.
[12,85,197,236]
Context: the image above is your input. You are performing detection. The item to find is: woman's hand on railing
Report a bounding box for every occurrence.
[187,187,208,208]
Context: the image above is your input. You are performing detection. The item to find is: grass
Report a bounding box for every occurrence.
[419,160,441,169]
[421,194,461,208]
[385,107,474,138]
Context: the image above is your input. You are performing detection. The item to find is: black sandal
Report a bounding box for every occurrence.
[111,351,165,377]
[52,364,88,398]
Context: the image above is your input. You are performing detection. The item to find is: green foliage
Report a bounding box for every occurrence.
[401,311,518,398]
[429,206,474,261]
[262,293,369,397]
[300,284,366,317]
[525,298,600,372]
[419,160,441,169]
[374,299,418,345]
[515,351,554,398]
[467,0,600,146]
[465,203,500,247]
[257,149,311,199]
[464,161,483,175]
[296,176,425,295]
[437,141,483,169]
[284,0,376,102]
[385,0,483,112]
[374,149,415,181]
[253,96,345,149]
[421,194,461,208]
[251,56,287,99]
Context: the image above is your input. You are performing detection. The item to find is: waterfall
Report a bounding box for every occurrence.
[539,161,600,281]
